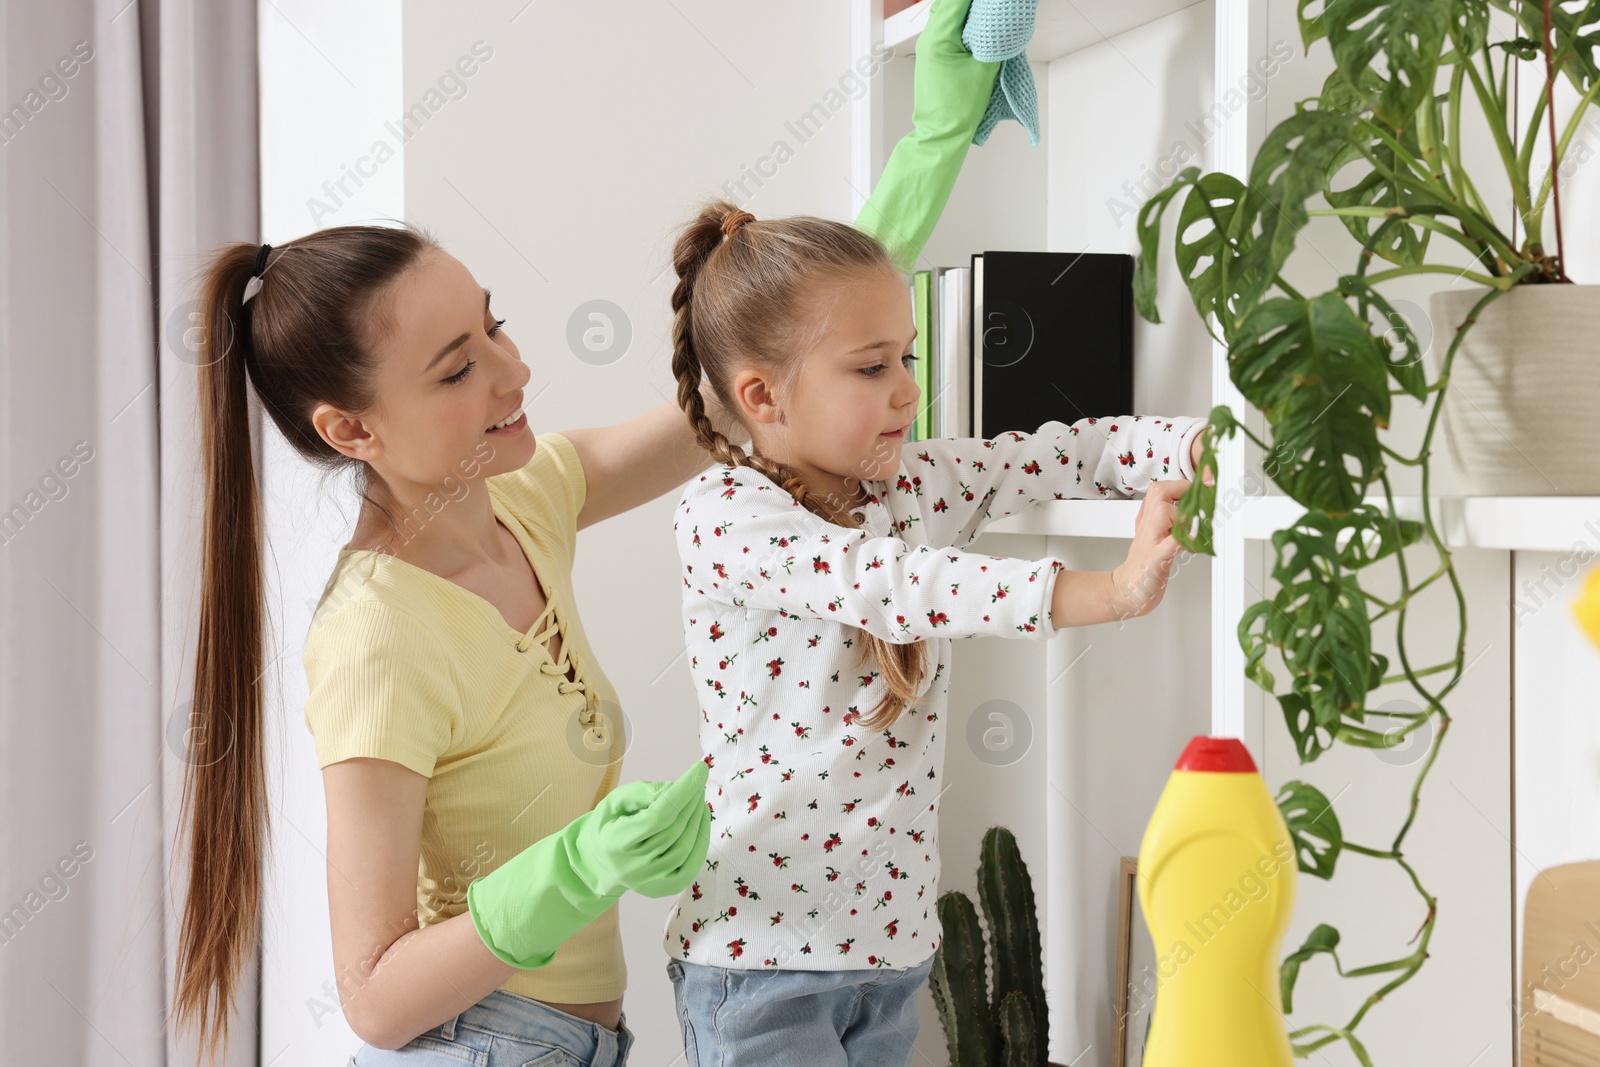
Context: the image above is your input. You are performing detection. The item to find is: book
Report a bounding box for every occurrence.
[937,266,971,438]
[970,251,1135,439]
[912,269,934,441]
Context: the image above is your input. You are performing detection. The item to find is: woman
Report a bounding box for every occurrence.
[167,2,999,1062]
[177,224,723,1067]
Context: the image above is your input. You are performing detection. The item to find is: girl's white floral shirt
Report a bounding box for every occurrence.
[661,414,1205,970]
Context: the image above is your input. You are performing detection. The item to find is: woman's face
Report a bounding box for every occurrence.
[317,248,536,493]
[743,267,921,507]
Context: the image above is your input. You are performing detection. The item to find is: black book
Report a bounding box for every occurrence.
[970,250,1135,439]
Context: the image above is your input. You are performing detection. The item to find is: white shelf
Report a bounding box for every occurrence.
[981,495,1600,552]
[884,0,1210,64]
[983,498,1142,538]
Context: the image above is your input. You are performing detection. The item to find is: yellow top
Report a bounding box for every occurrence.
[302,431,628,1003]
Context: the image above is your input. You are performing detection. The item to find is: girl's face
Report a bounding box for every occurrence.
[741,268,921,509]
[316,249,536,493]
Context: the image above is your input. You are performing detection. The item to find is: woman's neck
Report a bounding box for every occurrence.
[347,484,506,574]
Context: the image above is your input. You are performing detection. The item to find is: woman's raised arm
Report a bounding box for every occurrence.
[564,379,745,531]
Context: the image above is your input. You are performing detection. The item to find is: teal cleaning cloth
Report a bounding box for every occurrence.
[962,0,1040,147]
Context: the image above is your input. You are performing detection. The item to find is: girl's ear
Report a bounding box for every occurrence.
[730,367,785,427]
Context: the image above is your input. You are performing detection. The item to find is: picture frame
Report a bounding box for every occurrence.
[1114,856,1158,1066]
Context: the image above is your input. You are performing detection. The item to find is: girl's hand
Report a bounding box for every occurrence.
[1113,479,1190,619]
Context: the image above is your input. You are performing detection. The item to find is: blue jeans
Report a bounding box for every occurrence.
[349,989,634,1066]
[665,954,934,1067]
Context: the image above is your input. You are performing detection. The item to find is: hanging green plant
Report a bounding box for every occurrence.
[1130,0,1593,1056]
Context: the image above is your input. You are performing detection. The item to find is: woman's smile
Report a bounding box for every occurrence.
[487,407,529,435]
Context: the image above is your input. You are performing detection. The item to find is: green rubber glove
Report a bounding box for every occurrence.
[854,0,1001,271]
[466,759,711,969]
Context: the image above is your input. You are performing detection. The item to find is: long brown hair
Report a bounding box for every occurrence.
[668,199,925,732]
[174,224,438,1064]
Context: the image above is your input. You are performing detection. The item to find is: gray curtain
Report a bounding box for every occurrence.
[0,0,260,1063]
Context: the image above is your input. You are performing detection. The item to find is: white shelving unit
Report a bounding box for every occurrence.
[989,494,1600,552]
[851,1,1564,1062]
[884,0,1205,63]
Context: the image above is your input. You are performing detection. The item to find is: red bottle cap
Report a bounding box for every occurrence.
[1174,735,1257,773]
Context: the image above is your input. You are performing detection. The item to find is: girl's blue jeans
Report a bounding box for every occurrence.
[665,954,935,1067]
[349,988,634,1066]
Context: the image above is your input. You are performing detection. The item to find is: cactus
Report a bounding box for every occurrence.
[979,826,1049,1067]
[929,826,1050,1067]
[929,890,1000,1067]
[999,990,1037,1067]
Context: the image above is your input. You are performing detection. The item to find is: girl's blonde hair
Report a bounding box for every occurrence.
[669,198,926,732]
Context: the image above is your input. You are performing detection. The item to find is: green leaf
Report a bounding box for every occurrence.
[1338,277,1430,401]
[1173,172,1265,335]
[1323,0,1452,130]
[1299,0,1332,48]
[1239,599,1278,693]
[1239,511,1381,725]
[1133,168,1272,338]
[1231,294,1389,514]
[1330,502,1426,569]
[1485,0,1599,95]
[1317,72,1438,270]
[1230,110,1360,324]
[1277,780,1345,878]
[1447,0,1491,57]
[1280,922,1341,1011]
[1171,406,1240,556]
[1493,35,1541,61]
[1280,690,1337,762]
[1132,166,1203,325]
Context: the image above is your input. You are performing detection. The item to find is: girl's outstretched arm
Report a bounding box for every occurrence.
[564,379,745,531]
[676,464,1067,644]
[903,414,1210,552]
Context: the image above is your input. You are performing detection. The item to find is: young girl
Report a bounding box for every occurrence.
[660,201,1211,1066]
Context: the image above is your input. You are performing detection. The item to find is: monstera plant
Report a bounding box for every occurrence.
[1130,0,1595,1057]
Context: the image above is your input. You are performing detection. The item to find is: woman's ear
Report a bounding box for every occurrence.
[313,401,381,462]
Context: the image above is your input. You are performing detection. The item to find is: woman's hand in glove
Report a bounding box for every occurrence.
[575,758,711,899]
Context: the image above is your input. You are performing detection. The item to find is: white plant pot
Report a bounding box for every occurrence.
[1429,284,1600,496]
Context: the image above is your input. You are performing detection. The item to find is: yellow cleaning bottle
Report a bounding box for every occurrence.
[1136,736,1297,1066]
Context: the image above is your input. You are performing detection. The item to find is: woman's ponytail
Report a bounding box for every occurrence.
[169,243,269,1066]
